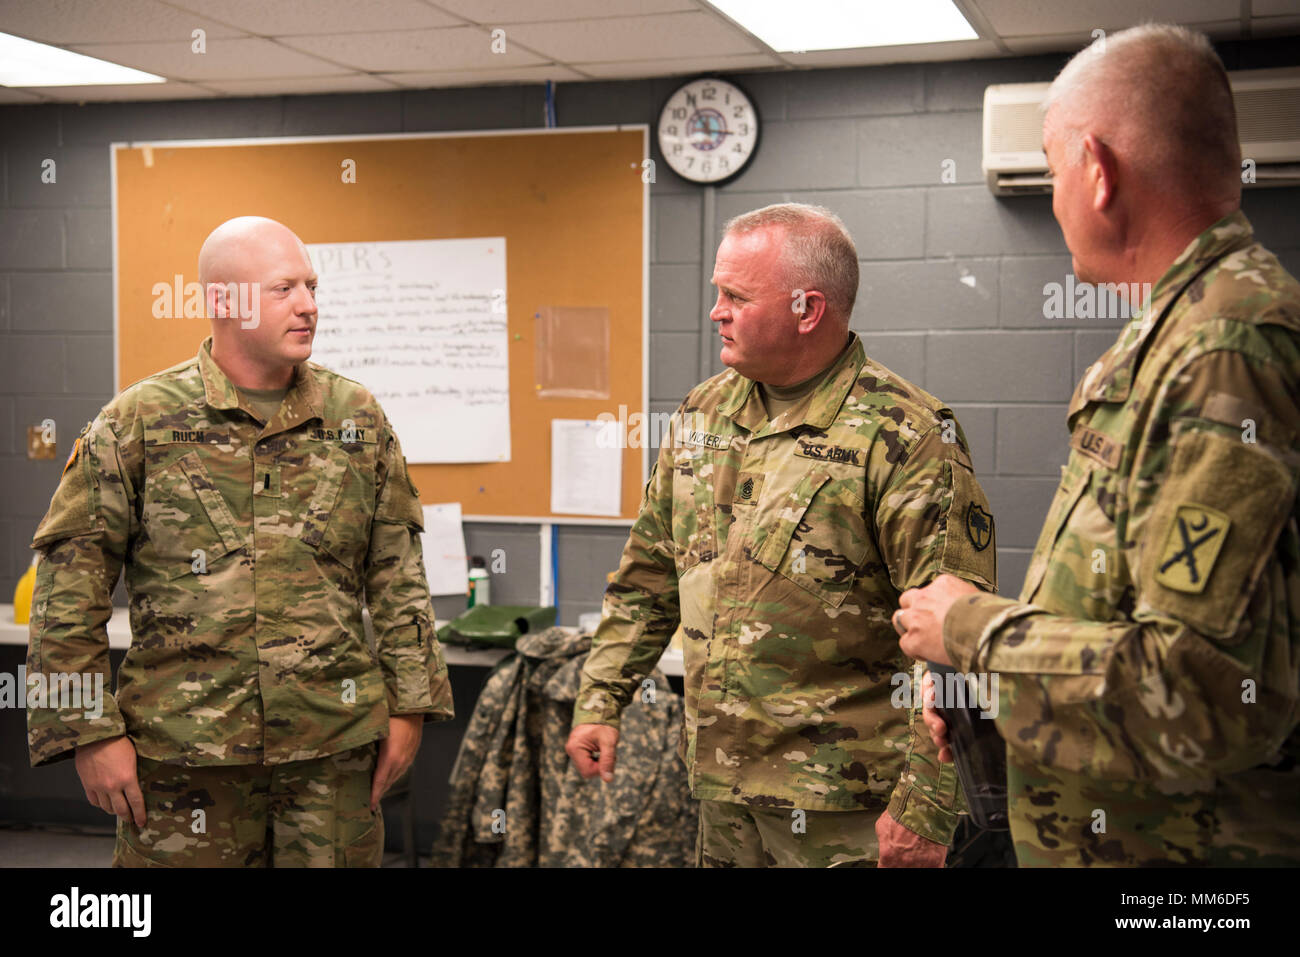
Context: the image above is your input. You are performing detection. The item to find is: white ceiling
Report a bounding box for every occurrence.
[1,0,1298,103]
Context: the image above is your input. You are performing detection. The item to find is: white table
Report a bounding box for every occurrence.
[0,604,683,675]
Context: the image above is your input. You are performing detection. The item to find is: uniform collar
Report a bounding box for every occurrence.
[1068,210,1254,418]
[718,332,864,434]
[198,336,325,434]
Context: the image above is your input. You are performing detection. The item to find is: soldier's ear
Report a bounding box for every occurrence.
[206,282,228,319]
[1082,133,1118,212]
[796,290,829,333]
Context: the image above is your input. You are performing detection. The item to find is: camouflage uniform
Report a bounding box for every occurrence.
[113,744,383,867]
[27,337,453,862]
[432,627,695,867]
[944,211,1300,866]
[574,333,998,862]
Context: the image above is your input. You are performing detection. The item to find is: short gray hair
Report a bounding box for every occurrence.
[1043,23,1239,195]
[722,203,860,319]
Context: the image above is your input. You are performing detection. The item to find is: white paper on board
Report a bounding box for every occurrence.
[420,503,469,596]
[306,237,510,464]
[551,419,622,517]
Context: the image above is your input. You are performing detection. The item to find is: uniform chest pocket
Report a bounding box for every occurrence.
[142,452,245,579]
[299,445,370,572]
[671,447,718,573]
[1020,455,1122,604]
[755,469,868,607]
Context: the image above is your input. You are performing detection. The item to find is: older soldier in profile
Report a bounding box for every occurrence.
[567,203,998,867]
[27,216,453,867]
[898,24,1300,866]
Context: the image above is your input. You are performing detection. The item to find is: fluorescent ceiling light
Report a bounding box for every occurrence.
[0,32,164,87]
[707,0,978,52]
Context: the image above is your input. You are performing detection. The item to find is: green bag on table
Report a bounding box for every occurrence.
[436,605,558,649]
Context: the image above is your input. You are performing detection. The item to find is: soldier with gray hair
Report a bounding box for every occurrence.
[897,24,1300,866]
[567,202,998,867]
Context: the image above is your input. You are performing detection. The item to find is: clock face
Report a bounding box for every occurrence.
[657,77,760,185]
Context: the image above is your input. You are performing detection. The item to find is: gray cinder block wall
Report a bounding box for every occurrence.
[2,37,1299,618]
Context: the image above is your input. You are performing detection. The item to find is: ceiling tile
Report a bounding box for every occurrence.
[0,87,44,102]
[433,0,697,22]
[201,74,402,96]
[377,64,589,87]
[278,26,546,71]
[971,0,1241,36]
[780,39,1003,69]
[16,80,217,101]
[1253,0,1300,15]
[0,0,243,44]
[503,11,760,62]
[166,0,461,35]
[65,36,353,80]
[572,52,781,79]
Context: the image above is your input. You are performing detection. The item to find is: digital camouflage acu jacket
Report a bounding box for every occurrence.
[575,334,998,843]
[945,211,1300,866]
[27,337,453,767]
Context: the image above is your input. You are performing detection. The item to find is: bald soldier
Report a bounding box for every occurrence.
[26,216,453,867]
[898,24,1300,866]
[567,203,998,867]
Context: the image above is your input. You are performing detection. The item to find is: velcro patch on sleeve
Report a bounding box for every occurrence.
[939,460,997,590]
[1139,429,1294,640]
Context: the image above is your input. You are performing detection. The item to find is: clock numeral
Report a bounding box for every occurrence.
[686,156,694,168]
[672,107,686,120]
[739,123,749,136]
[666,125,678,135]
[733,106,745,118]
[702,160,712,174]
[673,144,683,154]
[702,86,716,100]
[721,158,730,170]
[733,143,744,153]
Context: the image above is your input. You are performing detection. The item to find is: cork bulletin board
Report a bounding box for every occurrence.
[112,126,648,523]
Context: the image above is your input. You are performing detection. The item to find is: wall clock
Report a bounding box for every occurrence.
[657,76,760,186]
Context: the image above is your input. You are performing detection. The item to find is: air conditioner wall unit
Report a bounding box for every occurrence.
[982,68,1300,196]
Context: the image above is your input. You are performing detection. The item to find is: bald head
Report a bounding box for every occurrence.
[1043,24,1240,205]
[198,215,311,288]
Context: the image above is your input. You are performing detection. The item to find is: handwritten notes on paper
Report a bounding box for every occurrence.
[306,238,510,464]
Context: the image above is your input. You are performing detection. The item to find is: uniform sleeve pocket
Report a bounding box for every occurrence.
[756,469,868,607]
[32,422,102,548]
[1137,429,1295,642]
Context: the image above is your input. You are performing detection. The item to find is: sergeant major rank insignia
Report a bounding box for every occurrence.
[966,503,993,551]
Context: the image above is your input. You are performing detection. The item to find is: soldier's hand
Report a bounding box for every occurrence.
[896,573,980,665]
[371,713,423,811]
[921,670,953,763]
[876,811,948,868]
[566,723,619,782]
[74,735,145,828]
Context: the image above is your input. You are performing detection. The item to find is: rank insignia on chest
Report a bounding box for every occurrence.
[733,471,764,505]
[794,441,862,465]
[1155,504,1230,593]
